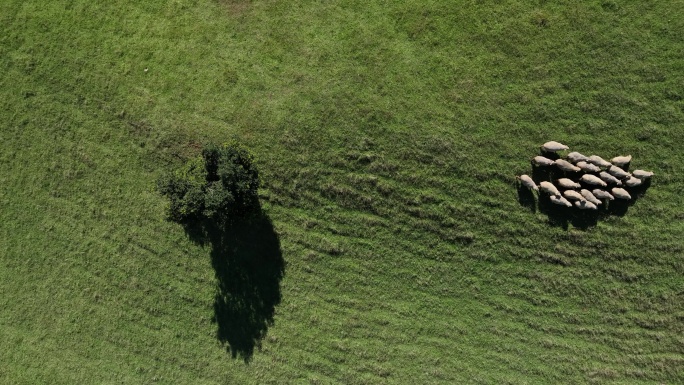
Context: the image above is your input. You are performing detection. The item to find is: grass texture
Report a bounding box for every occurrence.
[1,0,683,383]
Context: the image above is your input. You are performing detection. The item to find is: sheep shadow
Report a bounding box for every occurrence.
[182,210,284,362]
[531,165,553,183]
[524,185,652,226]
[569,208,600,229]
[537,194,569,230]
[537,194,601,230]
[540,150,561,161]
[605,198,632,216]
[517,185,536,213]
[603,179,651,216]
[629,178,652,199]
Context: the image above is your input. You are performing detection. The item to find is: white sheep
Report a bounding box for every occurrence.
[611,155,632,167]
[612,187,632,200]
[624,176,643,187]
[607,165,630,180]
[516,175,538,191]
[576,161,601,173]
[541,141,569,152]
[591,189,615,201]
[555,159,581,173]
[550,195,572,207]
[592,189,614,201]
[632,170,654,179]
[557,178,581,189]
[587,155,612,168]
[580,189,602,206]
[563,190,585,202]
[532,156,556,167]
[575,200,598,210]
[580,174,608,187]
[599,171,623,186]
[567,151,589,163]
[540,181,561,197]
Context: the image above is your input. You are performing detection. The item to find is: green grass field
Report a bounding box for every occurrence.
[2,0,683,383]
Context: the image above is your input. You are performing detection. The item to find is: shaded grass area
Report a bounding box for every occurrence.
[1,0,684,384]
[183,212,284,362]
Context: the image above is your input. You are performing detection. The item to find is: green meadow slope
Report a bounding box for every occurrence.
[1,0,683,383]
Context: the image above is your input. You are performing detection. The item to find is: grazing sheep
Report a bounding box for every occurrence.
[575,200,598,210]
[624,176,643,187]
[607,165,630,179]
[540,181,561,197]
[599,171,623,186]
[557,178,581,189]
[567,151,589,163]
[550,195,572,207]
[541,141,569,152]
[612,187,632,200]
[632,170,654,179]
[516,175,538,191]
[532,156,555,167]
[587,155,612,168]
[580,189,602,206]
[611,155,632,168]
[555,159,581,173]
[576,161,601,173]
[563,190,585,202]
[580,174,607,187]
[592,189,614,201]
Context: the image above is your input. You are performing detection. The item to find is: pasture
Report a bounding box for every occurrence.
[1,0,683,383]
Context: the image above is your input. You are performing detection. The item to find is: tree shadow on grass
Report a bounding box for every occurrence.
[182,210,284,362]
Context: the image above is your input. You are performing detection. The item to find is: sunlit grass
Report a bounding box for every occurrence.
[1,0,683,383]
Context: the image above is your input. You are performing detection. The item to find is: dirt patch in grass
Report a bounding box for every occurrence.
[218,0,251,17]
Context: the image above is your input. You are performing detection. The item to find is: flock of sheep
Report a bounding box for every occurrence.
[517,141,654,210]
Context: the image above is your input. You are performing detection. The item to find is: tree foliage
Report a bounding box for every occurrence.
[157,142,260,223]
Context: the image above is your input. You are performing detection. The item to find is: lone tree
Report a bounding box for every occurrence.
[157,142,260,223]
